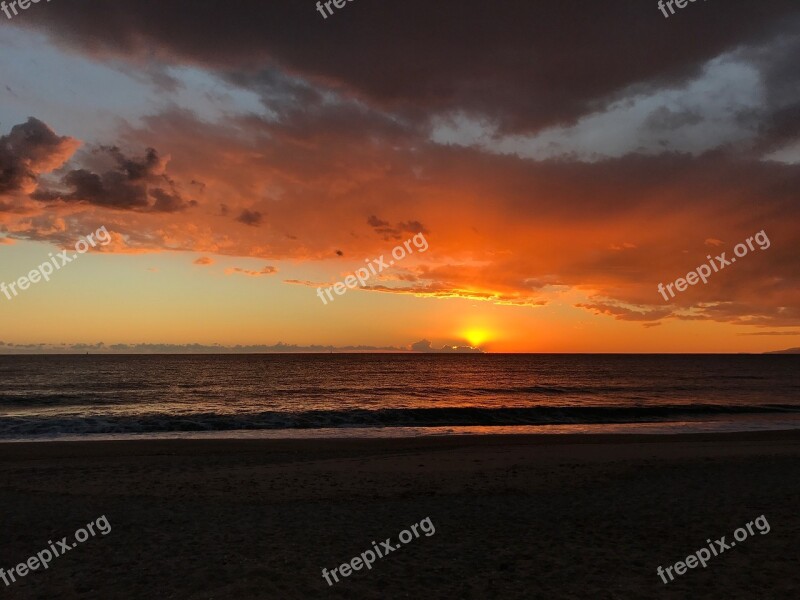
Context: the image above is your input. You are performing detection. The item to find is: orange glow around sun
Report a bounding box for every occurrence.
[462,328,492,348]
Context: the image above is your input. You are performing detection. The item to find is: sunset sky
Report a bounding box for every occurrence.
[1,0,799,353]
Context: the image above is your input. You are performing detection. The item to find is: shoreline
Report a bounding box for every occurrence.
[2,415,800,444]
[1,427,799,456]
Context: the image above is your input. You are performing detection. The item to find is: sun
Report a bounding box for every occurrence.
[462,328,492,348]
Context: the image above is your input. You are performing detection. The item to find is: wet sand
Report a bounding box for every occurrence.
[0,431,798,599]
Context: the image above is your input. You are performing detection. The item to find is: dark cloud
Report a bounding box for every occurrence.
[744,25,800,153]
[151,187,196,212]
[20,0,800,132]
[0,117,79,195]
[236,209,263,226]
[31,144,195,212]
[368,215,428,240]
[367,215,390,228]
[104,145,160,180]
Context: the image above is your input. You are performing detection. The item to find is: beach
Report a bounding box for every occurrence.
[1,431,798,599]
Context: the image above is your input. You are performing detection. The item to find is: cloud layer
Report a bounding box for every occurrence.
[2,1,799,329]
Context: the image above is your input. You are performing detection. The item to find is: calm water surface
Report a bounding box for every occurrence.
[0,354,797,438]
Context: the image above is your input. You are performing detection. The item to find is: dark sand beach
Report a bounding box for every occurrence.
[1,431,798,599]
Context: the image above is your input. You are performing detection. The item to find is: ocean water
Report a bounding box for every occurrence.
[0,354,798,440]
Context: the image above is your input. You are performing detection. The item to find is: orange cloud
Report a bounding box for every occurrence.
[3,102,799,328]
[225,266,278,277]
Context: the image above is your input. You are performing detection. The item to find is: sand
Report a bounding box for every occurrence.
[0,431,798,599]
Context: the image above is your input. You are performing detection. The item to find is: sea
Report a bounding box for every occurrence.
[0,354,798,441]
